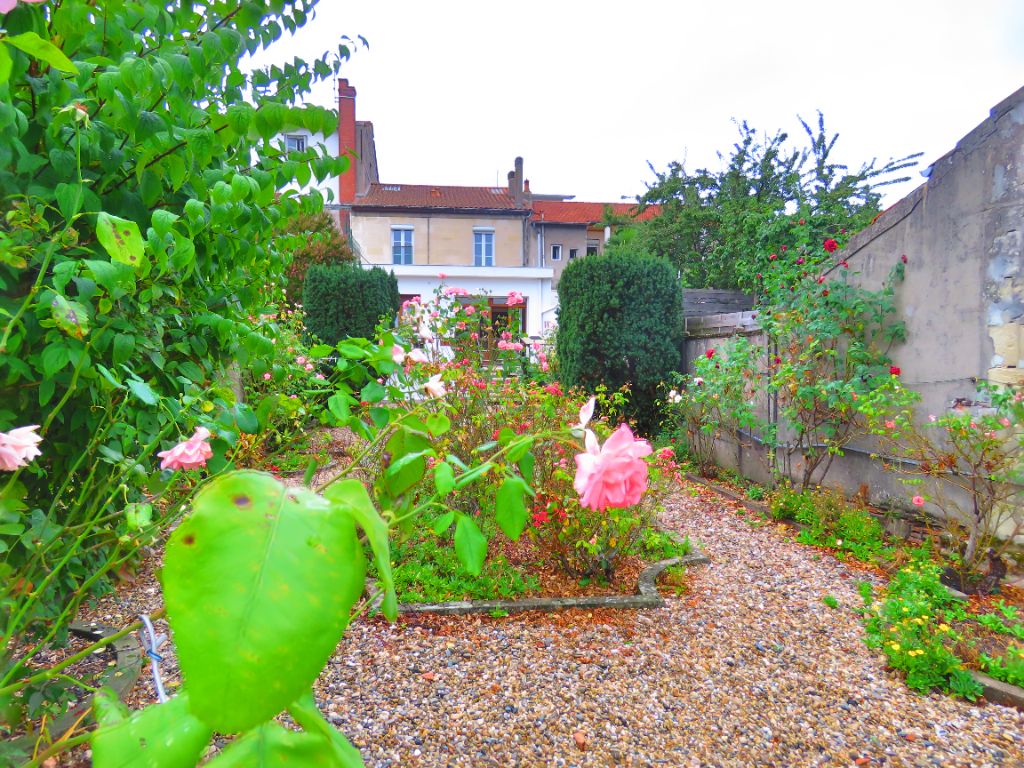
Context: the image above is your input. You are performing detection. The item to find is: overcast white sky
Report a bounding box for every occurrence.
[252,0,1024,207]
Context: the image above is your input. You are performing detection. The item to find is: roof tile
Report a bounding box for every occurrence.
[355,183,522,210]
[531,200,661,225]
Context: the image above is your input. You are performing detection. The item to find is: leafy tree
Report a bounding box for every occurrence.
[556,240,683,434]
[276,209,354,300]
[0,0,353,726]
[635,116,920,290]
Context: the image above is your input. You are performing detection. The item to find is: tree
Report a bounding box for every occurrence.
[635,116,920,290]
[276,209,354,300]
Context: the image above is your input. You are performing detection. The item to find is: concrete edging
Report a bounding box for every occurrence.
[367,547,710,617]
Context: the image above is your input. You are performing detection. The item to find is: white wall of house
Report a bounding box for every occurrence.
[371,264,558,337]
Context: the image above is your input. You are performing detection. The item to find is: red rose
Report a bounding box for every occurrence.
[768,253,777,261]
[781,245,788,251]
[821,289,829,297]
[901,254,908,264]
[796,257,805,265]
[705,349,715,360]
[823,238,839,253]
[840,261,849,269]
[890,366,901,376]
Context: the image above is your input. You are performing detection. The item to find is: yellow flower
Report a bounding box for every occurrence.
[938,623,950,632]
[889,642,900,651]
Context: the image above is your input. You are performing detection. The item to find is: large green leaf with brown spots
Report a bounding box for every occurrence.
[162,471,366,733]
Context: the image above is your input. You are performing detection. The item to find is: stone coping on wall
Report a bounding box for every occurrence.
[364,548,710,618]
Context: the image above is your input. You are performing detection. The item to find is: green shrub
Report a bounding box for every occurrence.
[303,263,399,344]
[556,246,683,433]
[276,209,354,300]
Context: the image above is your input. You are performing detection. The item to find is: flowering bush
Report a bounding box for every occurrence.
[869,383,1024,591]
[757,237,915,488]
[662,337,765,475]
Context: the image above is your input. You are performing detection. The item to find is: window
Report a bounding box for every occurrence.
[551,244,562,261]
[285,134,306,152]
[474,230,495,266]
[569,248,578,260]
[392,227,414,265]
[586,240,600,257]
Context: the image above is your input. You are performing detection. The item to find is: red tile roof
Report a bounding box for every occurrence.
[355,183,523,211]
[531,200,661,225]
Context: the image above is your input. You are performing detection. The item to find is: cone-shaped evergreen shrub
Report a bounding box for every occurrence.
[303,263,399,344]
[556,249,683,433]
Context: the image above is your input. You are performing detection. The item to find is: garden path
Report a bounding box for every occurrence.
[69,481,1024,767]
[318,482,1024,767]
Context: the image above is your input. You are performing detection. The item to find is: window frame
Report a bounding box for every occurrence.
[550,244,562,261]
[391,226,414,265]
[284,134,306,153]
[473,228,495,267]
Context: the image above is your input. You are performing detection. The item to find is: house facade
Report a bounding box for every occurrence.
[288,80,659,336]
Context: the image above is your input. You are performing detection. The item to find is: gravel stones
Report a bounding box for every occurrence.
[317,485,1024,767]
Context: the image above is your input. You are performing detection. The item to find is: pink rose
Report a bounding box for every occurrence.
[465,306,476,316]
[912,495,925,507]
[424,374,446,398]
[263,372,272,381]
[507,291,525,306]
[0,425,43,471]
[304,363,314,371]
[407,348,428,364]
[158,427,213,471]
[577,397,596,428]
[885,420,895,430]
[391,344,406,364]
[295,356,306,365]
[574,424,653,511]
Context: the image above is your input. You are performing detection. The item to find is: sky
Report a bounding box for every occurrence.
[250,0,1024,207]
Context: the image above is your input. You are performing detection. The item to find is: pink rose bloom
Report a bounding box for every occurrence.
[391,344,406,364]
[0,425,43,471]
[0,0,48,14]
[577,397,596,428]
[912,495,925,507]
[541,361,549,372]
[885,420,895,430]
[438,273,448,280]
[507,291,525,306]
[464,306,476,316]
[158,427,213,471]
[295,356,306,365]
[1001,417,1012,427]
[470,332,479,340]
[304,363,314,371]
[263,372,272,381]
[407,348,429,364]
[417,321,433,343]
[315,373,325,380]
[574,424,653,511]
[424,374,446,398]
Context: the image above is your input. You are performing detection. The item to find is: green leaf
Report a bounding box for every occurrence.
[454,514,487,576]
[96,212,147,270]
[55,182,84,221]
[91,689,211,768]
[50,294,90,339]
[431,510,455,535]
[0,43,11,84]
[205,721,355,767]
[112,333,135,366]
[359,381,386,404]
[327,392,353,425]
[495,476,530,540]
[323,478,396,621]
[383,451,427,497]
[507,437,534,463]
[220,403,259,434]
[454,462,491,489]
[151,209,180,238]
[162,471,366,733]
[255,394,279,430]
[127,379,158,406]
[41,343,71,377]
[124,502,153,531]
[288,692,365,767]
[497,427,516,446]
[517,452,535,485]
[4,31,78,74]
[425,412,451,437]
[433,461,455,497]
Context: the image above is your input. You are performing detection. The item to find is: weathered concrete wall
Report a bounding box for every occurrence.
[683,85,1024,513]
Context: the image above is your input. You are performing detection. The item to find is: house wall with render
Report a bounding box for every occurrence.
[351,212,528,268]
[684,85,1024,516]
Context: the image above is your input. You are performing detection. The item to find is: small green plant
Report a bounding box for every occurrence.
[974,611,1024,641]
[303,262,400,345]
[747,485,767,501]
[822,595,839,609]
[860,560,982,700]
[979,646,1024,687]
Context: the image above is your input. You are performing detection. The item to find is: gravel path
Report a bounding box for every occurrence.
[318,484,1024,767]
[68,481,1024,767]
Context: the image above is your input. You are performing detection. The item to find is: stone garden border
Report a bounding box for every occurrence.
[365,546,710,617]
[687,474,1024,710]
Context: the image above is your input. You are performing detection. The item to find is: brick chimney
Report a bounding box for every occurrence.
[338,78,358,206]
